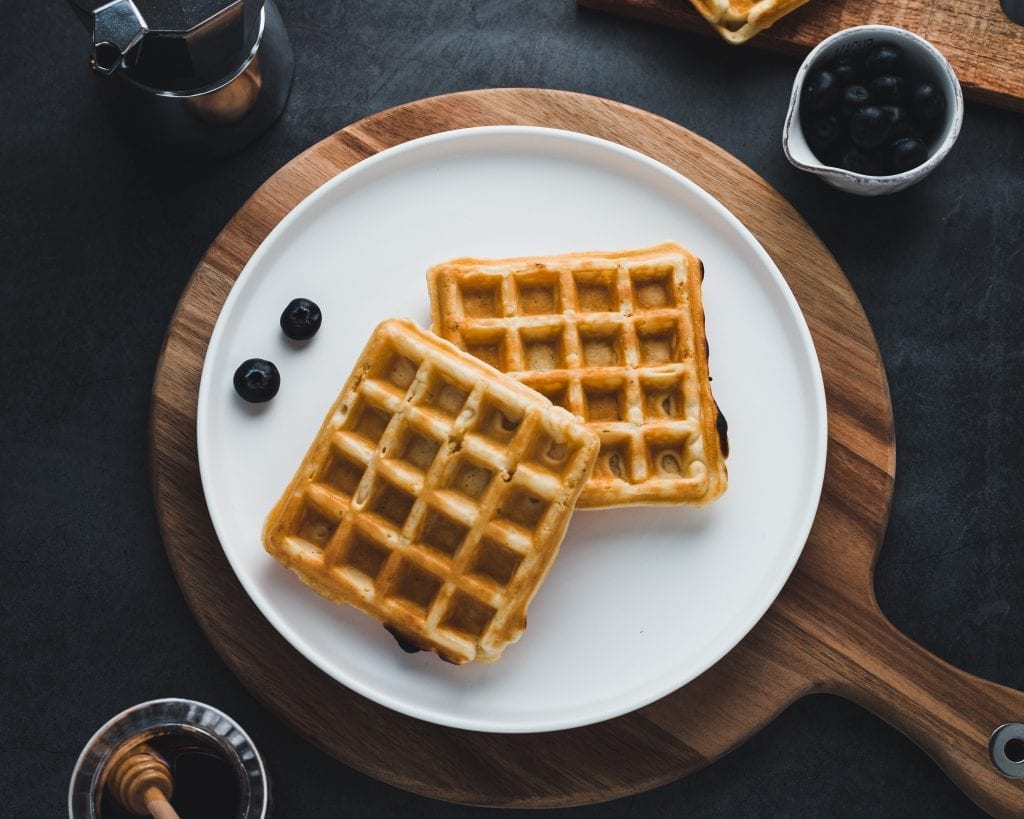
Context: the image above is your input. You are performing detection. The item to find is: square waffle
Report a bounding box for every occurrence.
[428,242,728,509]
[262,318,600,664]
[688,0,812,44]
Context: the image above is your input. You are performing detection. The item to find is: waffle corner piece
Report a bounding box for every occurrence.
[262,318,600,664]
[688,0,812,45]
[428,242,729,509]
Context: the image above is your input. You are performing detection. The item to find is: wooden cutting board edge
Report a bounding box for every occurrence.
[576,0,1024,113]
[149,89,1024,815]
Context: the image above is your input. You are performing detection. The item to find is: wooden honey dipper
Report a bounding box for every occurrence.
[106,742,181,819]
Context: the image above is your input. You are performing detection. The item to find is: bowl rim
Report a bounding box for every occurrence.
[782,24,964,188]
[67,698,270,819]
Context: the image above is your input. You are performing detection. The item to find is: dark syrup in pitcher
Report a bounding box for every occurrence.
[99,733,241,818]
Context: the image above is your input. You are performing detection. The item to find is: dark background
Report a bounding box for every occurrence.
[3,1,1022,816]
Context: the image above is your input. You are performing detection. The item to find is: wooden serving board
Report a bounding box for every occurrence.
[577,0,1024,111]
[150,89,1024,815]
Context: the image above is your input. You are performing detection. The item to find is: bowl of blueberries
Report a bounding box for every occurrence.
[783,25,963,195]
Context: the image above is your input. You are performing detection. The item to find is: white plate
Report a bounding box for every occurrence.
[197,126,827,733]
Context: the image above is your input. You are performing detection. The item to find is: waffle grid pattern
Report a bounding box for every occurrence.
[687,0,813,44]
[429,244,728,508]
[263,319,599,664]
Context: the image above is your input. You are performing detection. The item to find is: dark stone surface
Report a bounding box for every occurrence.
[2,1,1021,816]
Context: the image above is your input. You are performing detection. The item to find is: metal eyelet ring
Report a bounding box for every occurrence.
[990,723,1024,778]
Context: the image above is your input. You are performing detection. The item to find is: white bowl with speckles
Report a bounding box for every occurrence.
[783,25,963,195]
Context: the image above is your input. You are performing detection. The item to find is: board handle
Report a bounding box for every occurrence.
[831,613,1024,818]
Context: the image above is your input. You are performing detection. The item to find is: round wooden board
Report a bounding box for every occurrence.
[151,89,1024,814]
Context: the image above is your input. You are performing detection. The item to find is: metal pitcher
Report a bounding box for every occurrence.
[68,0,294,158]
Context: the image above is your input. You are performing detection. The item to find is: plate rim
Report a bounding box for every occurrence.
[196,124,829,733]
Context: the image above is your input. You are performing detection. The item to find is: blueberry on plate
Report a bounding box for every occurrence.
[385,625,424,654]
[868,74,906,104]
[233,358,280,403]
[802,69,841,113]
[864,44,903,77]
[849,105,891,149]
[280,297,323,340]
[910,82,947,132]
[891,136,929,173]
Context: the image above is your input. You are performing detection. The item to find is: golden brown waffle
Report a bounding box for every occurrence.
[262,318,600,664]
[428,243,728,509]
[688,0,812,44]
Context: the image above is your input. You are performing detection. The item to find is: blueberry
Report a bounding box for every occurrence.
[833,57,863,86]
[849,105,891,148]
[802,70,841,113]
[806,114,842,154]
[864,45,903,77]
[879,105,915,139]
[280,297,323,340]
[910,82,947,132]
[891,137,929,172]
[841,84,872,115]
[233,358,280,403]
[839,147,888,176]
[868,74,906,104]
[385,626,423,654]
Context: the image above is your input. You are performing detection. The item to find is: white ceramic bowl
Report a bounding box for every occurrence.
[782,25,964,195]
